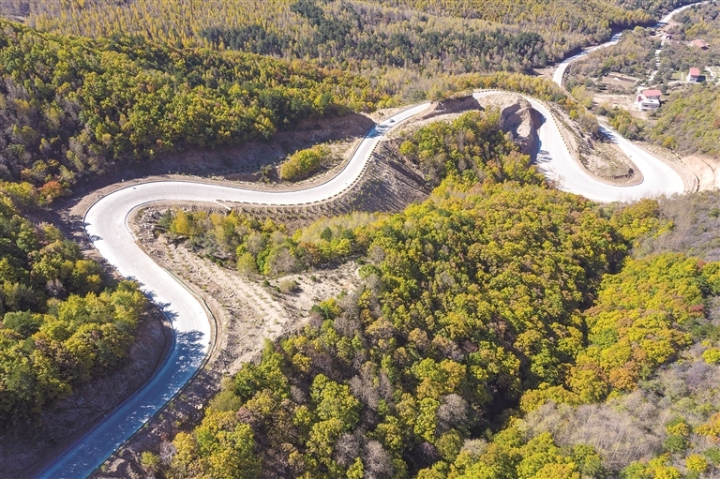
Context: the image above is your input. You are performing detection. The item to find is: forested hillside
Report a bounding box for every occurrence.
[159,180,635,479]
[649,84,720,156]
[0,20,378,198]
[592,82,719,156]
[141,112,720,479]
[0,190,147,422]
[514,192,720,477]
[0,0,696,102]
[153,197,718,478]
[565,27,661,90]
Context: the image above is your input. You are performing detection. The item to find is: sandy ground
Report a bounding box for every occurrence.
[594,93,645,117]
[135,220,360,376]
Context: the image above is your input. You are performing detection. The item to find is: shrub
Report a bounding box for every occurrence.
[278,278,299,294]
[703,348,720,364]
[279,145,331,181]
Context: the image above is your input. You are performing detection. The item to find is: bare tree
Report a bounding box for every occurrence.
[334,432,361,467]
[522,399,663,470]
[350,363,380,410]
[437,394,469,434]
[158,441,176,467]
[363,440,394,479]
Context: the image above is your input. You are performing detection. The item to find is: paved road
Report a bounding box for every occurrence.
[474,91,682,204]
[658,1,710,23]
[38,9,704,472]
[552,32,623,87]
[520,96,684,202]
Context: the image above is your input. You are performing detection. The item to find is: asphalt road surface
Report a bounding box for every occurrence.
[521,96,684,202]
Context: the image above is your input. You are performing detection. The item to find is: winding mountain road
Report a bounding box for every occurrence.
[36,4,706,477]
[525,97,684,202]
[552,32,624,87]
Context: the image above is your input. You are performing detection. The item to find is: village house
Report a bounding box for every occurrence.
[690,39,710,49]
[637,89,661,110]
[687,67,703,83]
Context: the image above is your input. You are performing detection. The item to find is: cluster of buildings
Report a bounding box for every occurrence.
[636,38,711,111]
[636,64,704,109]
[687,39,709,83]
[624,32,716,110]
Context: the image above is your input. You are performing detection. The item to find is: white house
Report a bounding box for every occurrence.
[637,89,661,110]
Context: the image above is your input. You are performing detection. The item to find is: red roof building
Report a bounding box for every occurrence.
[691,39,709,49]
[688,67,703,83]
[638,90,661,110]
[642,89,662,99]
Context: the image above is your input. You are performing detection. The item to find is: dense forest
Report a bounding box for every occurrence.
[0,0,697,101]
[0,0,657,57]
[0,189,147,422]
[648,84,720,156]
[204,1,548,74]
[516,191,720,477]
[141,112,720,478]
[158,180,634,478]
[0,20,379,198]
[367,0,653,35]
